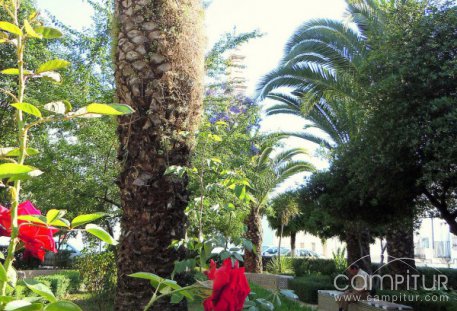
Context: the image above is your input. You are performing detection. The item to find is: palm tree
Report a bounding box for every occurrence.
[244,146,315,272]
[267,190,300,272]
[256,0,390,271]
[258,0,418,274]
[113,1,204,310]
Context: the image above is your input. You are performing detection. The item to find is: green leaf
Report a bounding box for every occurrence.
[7,266,17,288]
[49,218,70,228]
[0,163,42,179]
[220,250,231,261]
[36,59,70,74]
[23,20,42,39]
[86,103,134,116]
[34,26,62,39]
[255,298,274,311]
[5,301,43,310]
[11,103,42,118]
[3,148,39,157]
[23,279,57,303]
[17,215,47,225]
[85,224,117,245]
[46,209,65,224]
[170,293,184,304]
[1,68,33,75]
[233,252,244,262]
[44,301,82,311]
[43,101,68,115]
[35,71,61,83]
[0,263,7,282]
[0,21,22,36]
[0,296,14,304]
[71,212,106,228]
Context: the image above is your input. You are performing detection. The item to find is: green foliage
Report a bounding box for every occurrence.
[291,258,337,277]
[10,271,80,300]
[288,275,335,304]
[266,256,293,275]
[332,247,347,274]
[247,283,311,311]
[76,251,116,300]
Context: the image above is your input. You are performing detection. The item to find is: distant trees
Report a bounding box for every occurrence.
[259,0,457,275]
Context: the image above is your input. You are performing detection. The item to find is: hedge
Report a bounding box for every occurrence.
[288,274,335,304]
[292,258,337,277]
[293,259,457,291]
[10,270,81,299]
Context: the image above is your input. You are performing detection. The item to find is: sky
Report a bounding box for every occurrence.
[34,0,349,246]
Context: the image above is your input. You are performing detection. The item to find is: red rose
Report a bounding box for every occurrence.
[203,259,250,311]
[0,201,58,261]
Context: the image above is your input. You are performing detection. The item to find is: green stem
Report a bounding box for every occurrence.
[143,284,198,311]
[0,4,26,295]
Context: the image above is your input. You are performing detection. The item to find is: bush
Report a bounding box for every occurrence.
[35,275,70,298]
[76,250,116,310]
[266,256,293,275]
[288,274,335,304]
[57,270,81,293]
[9,271,80,299]
[292,258,337,277]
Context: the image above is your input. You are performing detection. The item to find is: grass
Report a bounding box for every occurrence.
[66,283,313,311]
[66,292,114,311]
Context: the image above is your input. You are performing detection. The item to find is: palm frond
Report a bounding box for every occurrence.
[273,147,310,163]
[275,161,316,185]
[275,131,335,149]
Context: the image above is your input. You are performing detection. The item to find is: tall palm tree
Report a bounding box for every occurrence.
[113,1,204,310]
[256,0,398,271]
[259,0,418,274]
[244,146,315,272]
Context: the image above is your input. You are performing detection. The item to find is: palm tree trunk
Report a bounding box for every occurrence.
[290,231,296,258]
[245,206,263,273]
[278,223,284,273]
[113,0,204,310]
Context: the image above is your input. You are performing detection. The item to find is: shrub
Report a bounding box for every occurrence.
[292,258,337,277]
[288,274,335,304]
[57,270,81,293]
[35,275,70,298]
[76,250,116,310]
[10,272,80,299]
[266,256,293,275]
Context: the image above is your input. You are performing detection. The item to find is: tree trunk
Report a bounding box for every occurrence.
[386,220,416,279]
[114,1,204,310]
[345,227,371,272]
[244,206,263,273]
[290,231,296,258]
[278,223,284,273]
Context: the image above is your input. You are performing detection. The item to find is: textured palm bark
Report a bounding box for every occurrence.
[244,207,263,273]
[386,220,416,281]
[290,231,296,257]
[345,228,371,272]
[113,0,204,310]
